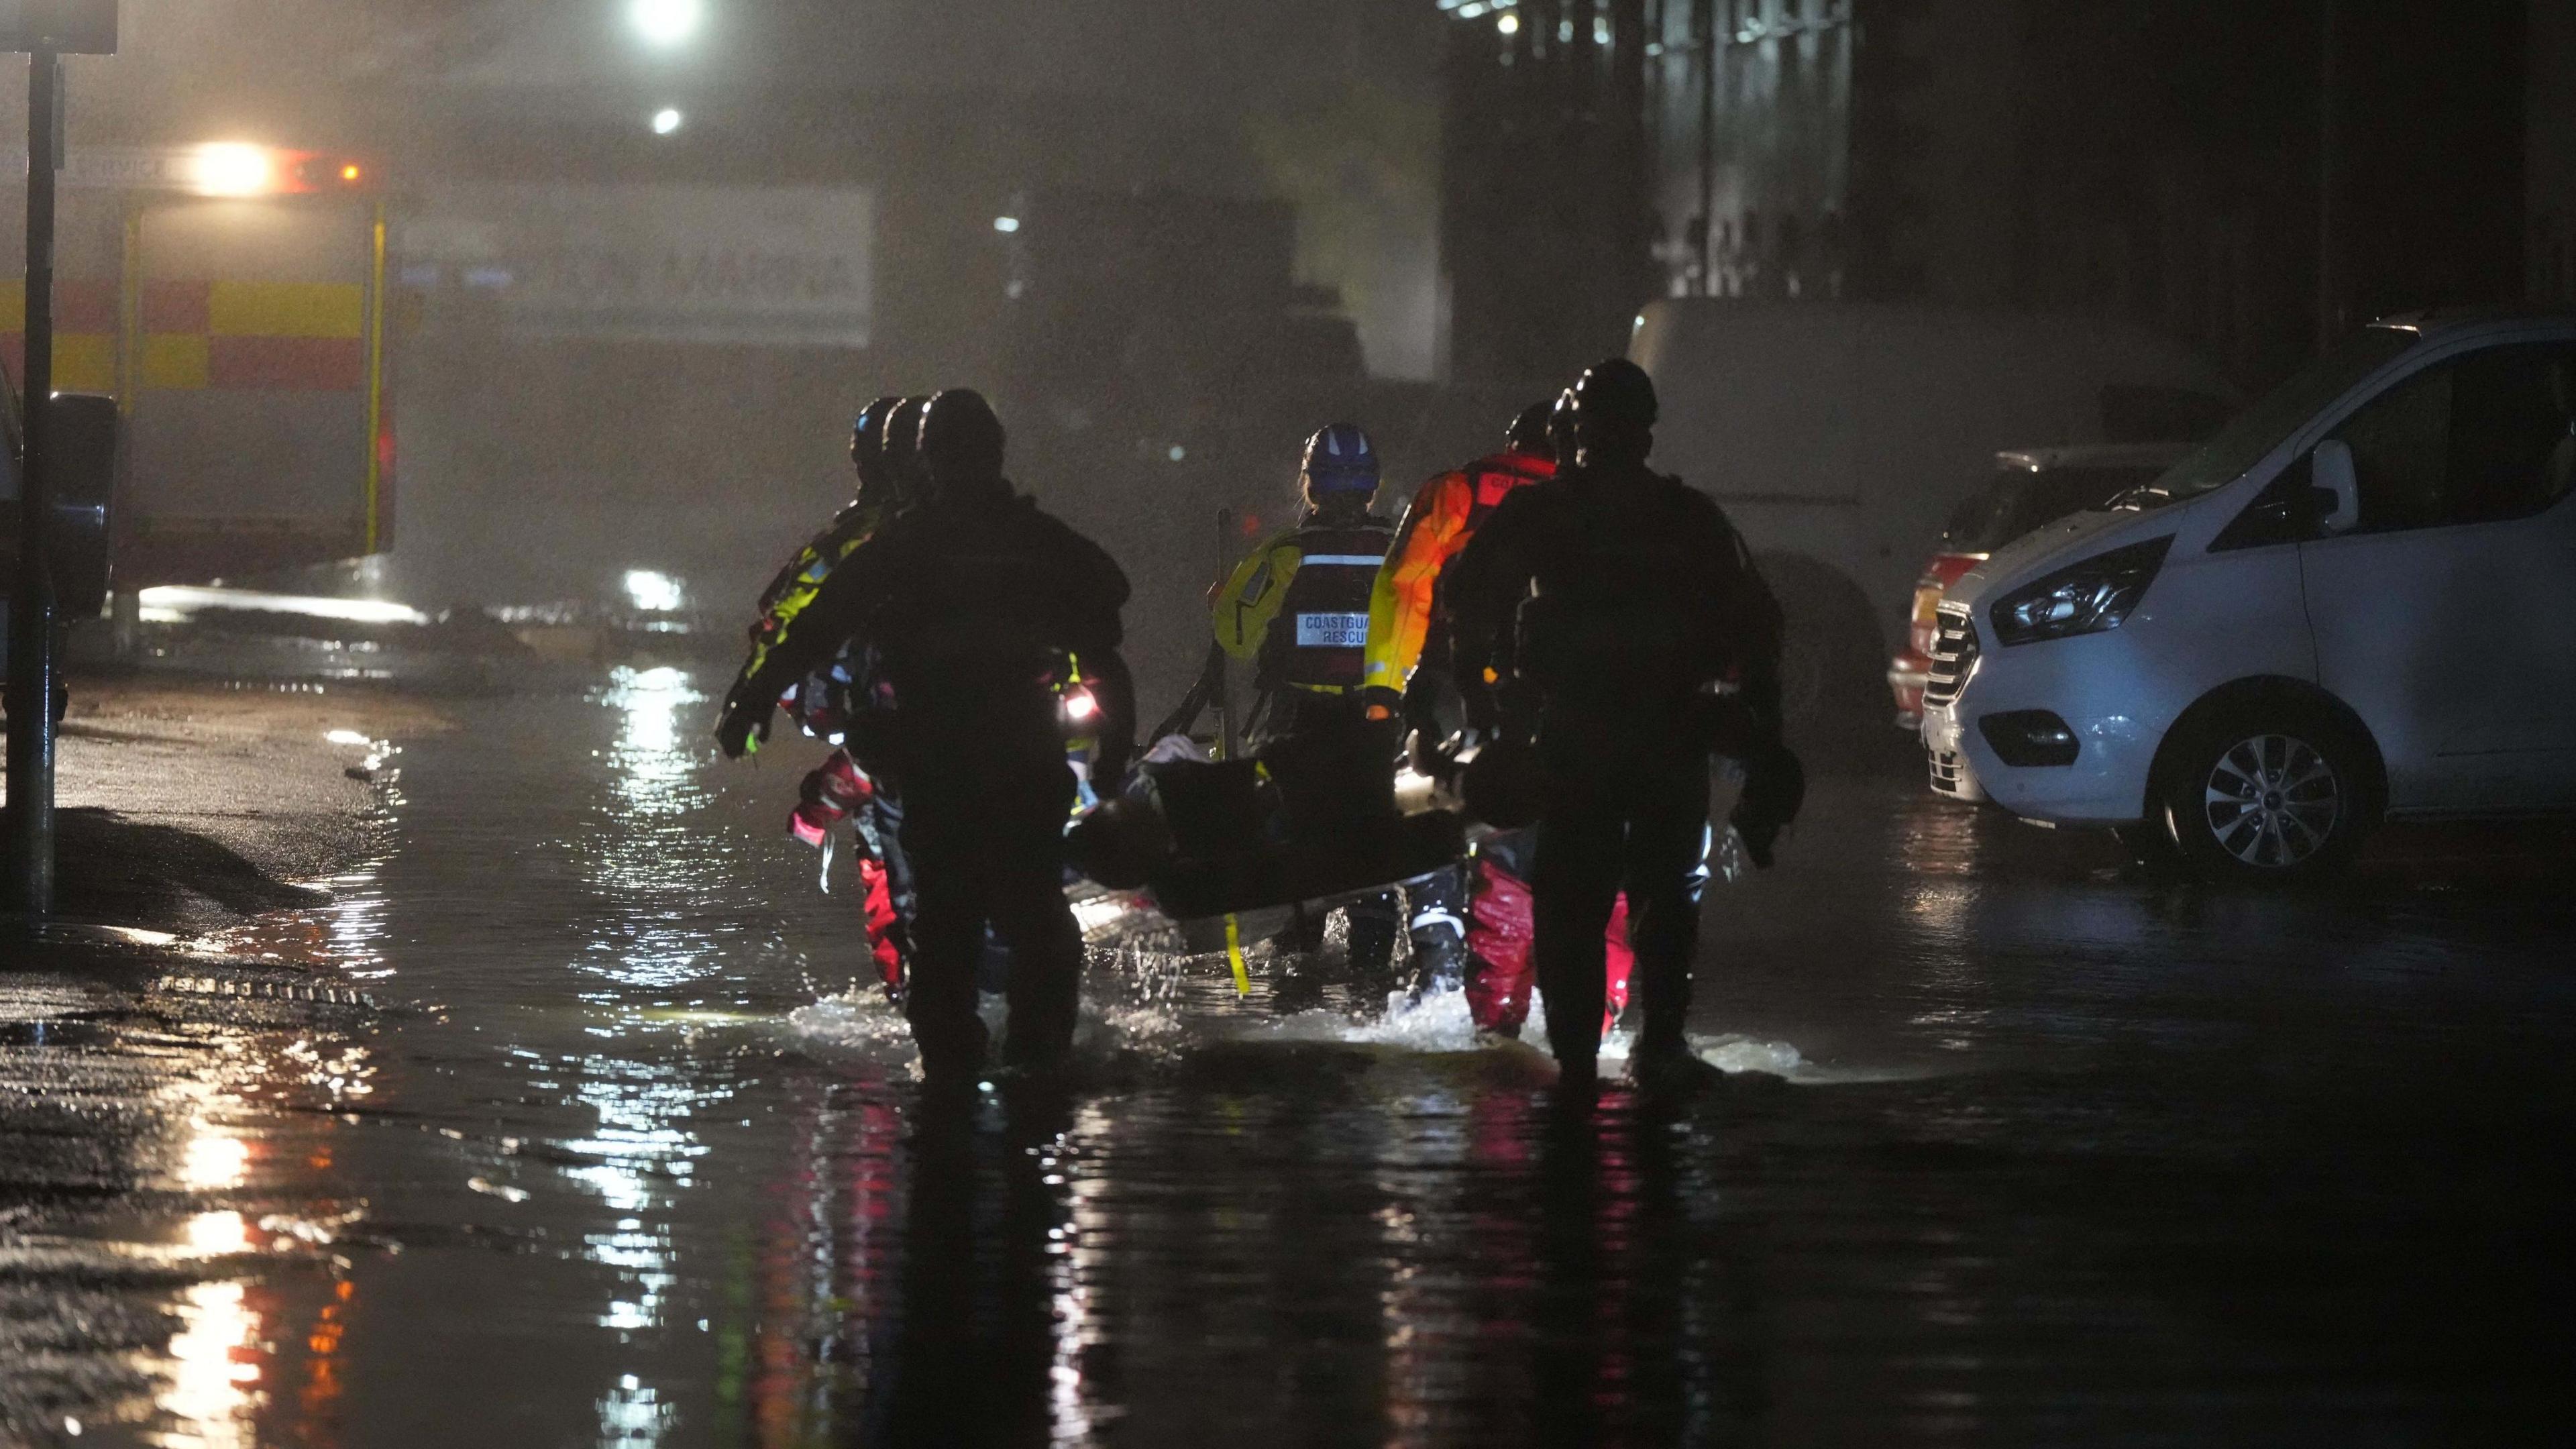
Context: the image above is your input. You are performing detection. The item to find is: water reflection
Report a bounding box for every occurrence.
[709,1052,1787,1446]
[598,1373,675,1448]
[162,1279,262,1448]
[561,1057,726,1339]
[861,1088,1085,1447]
[191,865,394,977]
[587,665,723,989]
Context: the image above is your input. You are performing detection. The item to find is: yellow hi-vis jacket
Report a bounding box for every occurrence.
[1211,514,1395,694]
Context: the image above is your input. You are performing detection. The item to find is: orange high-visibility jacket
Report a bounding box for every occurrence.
[1361,449,1556,693]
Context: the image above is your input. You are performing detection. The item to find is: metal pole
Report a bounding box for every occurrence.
[7,46,62,918]
[2316,0,2339,354]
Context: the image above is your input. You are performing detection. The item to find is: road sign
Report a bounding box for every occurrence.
[0,0,116,54]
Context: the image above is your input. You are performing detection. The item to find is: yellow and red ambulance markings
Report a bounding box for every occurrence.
[0,276,366,394]
[0,278,119,393]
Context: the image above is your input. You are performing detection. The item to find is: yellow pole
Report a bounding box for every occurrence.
[1223,914,1250,997]
[363,201,388,554]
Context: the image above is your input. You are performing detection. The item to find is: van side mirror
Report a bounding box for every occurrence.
[2310,439,2361,535]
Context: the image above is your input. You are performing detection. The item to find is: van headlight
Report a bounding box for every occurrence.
[1989,536,2174,646]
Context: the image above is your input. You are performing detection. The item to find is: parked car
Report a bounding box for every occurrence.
[1922,308,2576,880]
[1890,443,2188,728]
[1630,300,2233,733]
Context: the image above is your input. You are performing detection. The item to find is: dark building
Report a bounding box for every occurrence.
[1440,0,2538,389]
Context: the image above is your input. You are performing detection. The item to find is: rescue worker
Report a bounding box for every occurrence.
[1356,401,1638,1045]
[732,389,1134,1081]
[718,395,920,994]
[722,394,909,749]
[1361,402,1556,712]
[1446,360,1784,1087]
[1198,424,1403,981]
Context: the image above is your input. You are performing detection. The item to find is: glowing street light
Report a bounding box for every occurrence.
[651,107,684,136]
[629,0,703,48]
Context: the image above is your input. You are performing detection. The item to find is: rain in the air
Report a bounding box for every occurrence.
[2,1,2572,1444]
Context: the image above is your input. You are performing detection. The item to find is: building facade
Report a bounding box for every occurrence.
[1440,0,2533,389]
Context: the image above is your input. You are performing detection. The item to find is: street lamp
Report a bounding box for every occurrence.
[651,107,684,136]
[629,0,702,48]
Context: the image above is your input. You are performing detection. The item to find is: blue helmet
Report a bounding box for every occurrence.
[1299,423,1379,496]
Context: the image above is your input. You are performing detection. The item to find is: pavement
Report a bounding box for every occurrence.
[0,676,441,1448]
[1,655,2573,1447]
[26,679,450,933]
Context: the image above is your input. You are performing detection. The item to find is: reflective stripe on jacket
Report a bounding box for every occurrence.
[1210,514,1395,694]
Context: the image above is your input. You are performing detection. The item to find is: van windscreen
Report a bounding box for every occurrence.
[1943,466,2166,552]
[2130,327,2421,505]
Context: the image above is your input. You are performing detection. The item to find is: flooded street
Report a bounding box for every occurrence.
[7,656,2576,1447]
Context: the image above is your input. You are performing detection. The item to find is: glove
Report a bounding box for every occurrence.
[1727,742,1805,869]
[715,694,773,759]
[1407,723,1480,780]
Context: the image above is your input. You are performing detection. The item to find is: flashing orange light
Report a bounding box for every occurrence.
[341,164,362,183]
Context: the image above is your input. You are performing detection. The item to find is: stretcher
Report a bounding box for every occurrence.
[1071,750,1464,924]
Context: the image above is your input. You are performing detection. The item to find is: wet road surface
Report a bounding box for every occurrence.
[6,657,2575,1446]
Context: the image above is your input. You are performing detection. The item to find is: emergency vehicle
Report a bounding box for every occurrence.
[2,143,393,591]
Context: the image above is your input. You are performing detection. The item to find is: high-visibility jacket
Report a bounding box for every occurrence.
[1361,449,1555,694]
[731,494,898,710]
[1212,511,1396,695]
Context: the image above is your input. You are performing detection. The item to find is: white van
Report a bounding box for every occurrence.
[1629,301,2233,730]
[1922,309,2576,880]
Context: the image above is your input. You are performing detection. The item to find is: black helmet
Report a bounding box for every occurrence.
[851,395,901,490]
[1546,387,1579,469]
[918,388,1008,496]
[1504,400,1554,459]
[1570,358,1657,466]
[881,395,932,499]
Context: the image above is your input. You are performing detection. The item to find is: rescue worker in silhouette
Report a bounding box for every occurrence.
[731,389,1134,1081]
[717,395,921,994]
[723,394,908,749]
[1193,423,1403,984]
[1360,399,1638,1041]
[1446,359,1786,1087]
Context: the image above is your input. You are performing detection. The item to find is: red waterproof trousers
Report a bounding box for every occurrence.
[1462,830,1632,1042]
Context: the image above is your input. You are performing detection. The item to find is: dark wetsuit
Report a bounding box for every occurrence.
[1445,460,1779,1064]
[752,477,1132,1075]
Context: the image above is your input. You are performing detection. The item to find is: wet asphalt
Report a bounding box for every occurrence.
[4,656,2575,1448]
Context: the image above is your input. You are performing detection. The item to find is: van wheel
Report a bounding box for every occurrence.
[2156,703,2377,883]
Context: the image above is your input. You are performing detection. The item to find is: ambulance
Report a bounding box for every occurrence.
[2,142,394,593]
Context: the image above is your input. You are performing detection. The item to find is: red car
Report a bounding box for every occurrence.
[1889,443,2188,728]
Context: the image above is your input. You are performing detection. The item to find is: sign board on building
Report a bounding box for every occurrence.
[406,184,874,349]
[0,0,116,53]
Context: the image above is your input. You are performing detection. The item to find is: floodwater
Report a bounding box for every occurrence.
[8,656,2576,1446]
